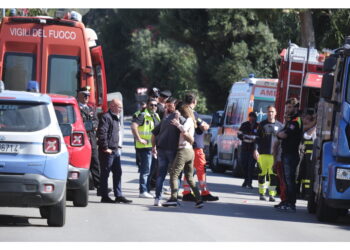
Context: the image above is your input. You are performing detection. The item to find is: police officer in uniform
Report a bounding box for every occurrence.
[77,86,101,194]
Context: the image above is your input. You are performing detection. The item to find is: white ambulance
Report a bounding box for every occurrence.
[209,75,278,176]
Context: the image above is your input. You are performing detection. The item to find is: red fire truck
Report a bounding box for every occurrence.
[0,10,108,112]
[275,43,326,120]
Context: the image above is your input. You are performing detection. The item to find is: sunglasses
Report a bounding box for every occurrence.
[149,103,157,107]
[83,94,90,98]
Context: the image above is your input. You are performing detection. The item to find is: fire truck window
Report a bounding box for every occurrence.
[94,65,103,106]
[48,55,79,97]
[3,53,35,91]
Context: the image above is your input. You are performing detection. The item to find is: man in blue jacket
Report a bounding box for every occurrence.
[98,98,132,204]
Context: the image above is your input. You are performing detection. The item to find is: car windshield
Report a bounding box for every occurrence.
[0,102,50,132]
[53,104,76,124]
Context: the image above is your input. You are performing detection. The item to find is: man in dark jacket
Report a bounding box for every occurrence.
[98,98,132,204]
[276,98,303,212]
[238,112,259,188]
[77,87,101,193]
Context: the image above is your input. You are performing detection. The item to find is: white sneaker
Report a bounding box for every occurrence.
[154,198,161,206]
[139,192,154,198]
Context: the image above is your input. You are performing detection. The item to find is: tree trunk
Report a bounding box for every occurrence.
[299,10,315,48]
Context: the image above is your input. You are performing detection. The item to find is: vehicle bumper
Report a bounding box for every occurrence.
[66,164,89,190]
[0,173,66,207]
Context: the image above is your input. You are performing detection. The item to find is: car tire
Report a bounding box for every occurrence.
[47,191,66,227]
[209,150,225,173]
[316,191,338,222]
[39,206,49,218]
[73,178,89,207]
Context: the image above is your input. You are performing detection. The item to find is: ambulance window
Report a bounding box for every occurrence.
[225,99,247,125]
[48,55,79,97]
[3,53,35,91]
[253,99,274,122]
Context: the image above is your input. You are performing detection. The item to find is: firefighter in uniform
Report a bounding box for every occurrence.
[254,106,283,202]
[77,86,101,194]
[276,98,303,211]
[131,98,160,198]
[297,110,316,199]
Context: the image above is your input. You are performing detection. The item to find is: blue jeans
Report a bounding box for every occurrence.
[136,148,153,193]
[241,150,256,186]
[155,149,177,199]
[99,150,122,198]
[282,152,300,206]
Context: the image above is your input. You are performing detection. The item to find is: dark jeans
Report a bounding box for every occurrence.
[241,150,256,186]
[155,149,177,199]
[98,150,123,198]
[136,148,153,193]
[282,152,300,206]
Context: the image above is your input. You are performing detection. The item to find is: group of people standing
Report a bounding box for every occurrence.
[131,89,219,208]
[238,98,316,212]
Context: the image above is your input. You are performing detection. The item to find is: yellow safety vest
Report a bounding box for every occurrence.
[135,109,160,149]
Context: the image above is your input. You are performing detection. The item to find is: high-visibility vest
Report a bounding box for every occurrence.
[134,109,160,149]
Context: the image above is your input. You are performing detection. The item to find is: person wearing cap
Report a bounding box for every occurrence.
[77,86,101,195]
[157,90,172,120]
[238,112,259,189]
[276,98,303,212]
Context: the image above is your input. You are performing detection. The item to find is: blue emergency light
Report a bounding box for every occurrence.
[26,81,40,93]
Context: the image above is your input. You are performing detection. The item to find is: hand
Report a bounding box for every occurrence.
[152,147,157,156]
[104,148,113,154]
[253,150,259,160]
[138,138,148,145]
[171,118,180,127]
[174,110,180,119]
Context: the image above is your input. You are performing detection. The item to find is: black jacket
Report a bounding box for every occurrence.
[238,121,259,152]
[79,104,99,148]
[98,110,121,152]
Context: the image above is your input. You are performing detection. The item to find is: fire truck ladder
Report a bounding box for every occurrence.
[285,49,309,104]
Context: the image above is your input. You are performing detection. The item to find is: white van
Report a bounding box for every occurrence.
[209,75,277,176]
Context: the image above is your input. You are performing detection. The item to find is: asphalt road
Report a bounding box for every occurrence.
[0,118,350,242]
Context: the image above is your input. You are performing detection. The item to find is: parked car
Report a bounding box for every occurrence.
[203,110,224,163]
[50,94,92,207]
[0,85,68,227]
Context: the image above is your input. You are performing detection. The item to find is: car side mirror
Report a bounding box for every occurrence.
[84,120,93,132]
[321,73,334,101]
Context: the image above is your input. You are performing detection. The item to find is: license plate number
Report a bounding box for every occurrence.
[0,143,20,153]
[336,168,350,180]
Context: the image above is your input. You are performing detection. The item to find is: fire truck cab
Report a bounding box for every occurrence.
[210,75,277,175]
[0,11,108,112]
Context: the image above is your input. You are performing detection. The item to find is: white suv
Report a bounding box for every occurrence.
[0,86,69,227]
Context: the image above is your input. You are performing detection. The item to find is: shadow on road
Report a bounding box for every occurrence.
[0,215,46,227]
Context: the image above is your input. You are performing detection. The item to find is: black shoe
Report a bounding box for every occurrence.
[115,196,133,204]
[97,188,112,197]
[162,199,178,207]
[101,196,116,203]
[269,196,276,202]
[195,200,204,208]
[259,194,266,201]
[242,182,247,188]
[247,185,253,189]
[182,193,196,202]
[274,201,286,209]
[201,193,219,201]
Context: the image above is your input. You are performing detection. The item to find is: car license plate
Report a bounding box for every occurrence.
[336,168,350,180]
[0,143,20,153]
